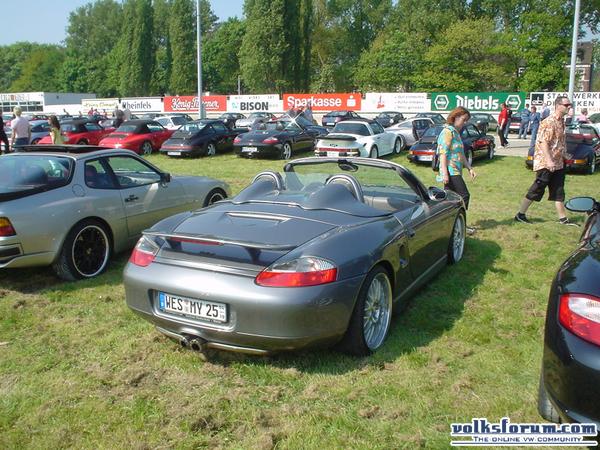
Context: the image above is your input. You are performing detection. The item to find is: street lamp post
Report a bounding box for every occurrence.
[196,0,204,119]
[568,0,581,107]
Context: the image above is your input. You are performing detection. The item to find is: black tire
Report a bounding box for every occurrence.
[447,212,466,264]
[205,142,216,157]
[280,142,292,160]
[77,139,88,145]
[31,138,40,145]
[52,220,111,281]
[203,188,227,207]
[141,141,153,156]
[487,142,495,160]
[587,155,596,175]
[338,266,393,356]
[369,145,379,159]
[394,137,403,154]
[538,372,560,423]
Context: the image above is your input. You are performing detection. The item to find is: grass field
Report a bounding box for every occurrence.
[0,150,595,449]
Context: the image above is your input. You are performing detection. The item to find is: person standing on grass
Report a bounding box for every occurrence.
[437,106,477,234]
[515,95,578,227]
[518,104,531,139]
[497,103,509,147]
[10,107,30,151]
[528,106,541,155]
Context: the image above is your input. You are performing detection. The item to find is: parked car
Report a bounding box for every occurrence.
[321,110,362,128]
[28,120,51,144]
[236,112,276,130]
[468,113,498,133]
[137,113,163,120]
[234,116,327,159]
[99,120,174,155]
[386,117,434,150]
[408,124,495,165]
[526,124,600,174]
[0,146,230,280]
[538,196,600,426]
[123,156,466,356]
[155,115,190,131]
[508,110,526,134]
[160,119,242,157]
[218,112,246,129]
[315,119,402,158]
[374,111,405,128]
[414,112,446,125]
[37,119,114,146]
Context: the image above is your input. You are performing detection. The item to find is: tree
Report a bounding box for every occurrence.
[10,46,65,92]
[202,18,245,93]
[169,0,197,94]
[150,0,172,96]
[0,43,42,91]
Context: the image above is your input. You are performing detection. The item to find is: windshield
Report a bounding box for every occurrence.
[422,126,444,138]
[60,123,80,133]
[115,124,138,133]
[249,112,268,118]
[180,122,208,133]
[171,117,187,125]
[332,122,370,136]
[471,114,488,120]
[0,155,73,200]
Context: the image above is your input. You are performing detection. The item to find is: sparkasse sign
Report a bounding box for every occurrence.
[283,93,361,111]
[431,92,526,112]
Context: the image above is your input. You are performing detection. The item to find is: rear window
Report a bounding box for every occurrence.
[332,122,370,136]
[116,124,138,133]
[326,111,347,117]
[60,123,81,133]
[171,117,187,125]
[0,155,73,201]
[422,126,444,138]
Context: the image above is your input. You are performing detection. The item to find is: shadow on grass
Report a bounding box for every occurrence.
[202,238,502,374]
[0,253,129,294]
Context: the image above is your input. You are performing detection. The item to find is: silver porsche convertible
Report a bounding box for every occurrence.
[0,146,229,280]
[124,157,466,356]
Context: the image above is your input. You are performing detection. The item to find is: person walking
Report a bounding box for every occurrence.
[497,103,509,147]
[518,104,531,139]
[515,95,578,226]
[10,107,30,151]
[528,106,541,155]
[437,106,477,234]
[576,108,590,124]
[0,114,9,154]
[48,115,64,144]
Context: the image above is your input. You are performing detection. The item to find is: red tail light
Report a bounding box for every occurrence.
[129,236,160,267]
[559,293,600,347]
[233,136,242,144]
[0,217,16,236]
[262,137,279,144]
[256,257,337,287]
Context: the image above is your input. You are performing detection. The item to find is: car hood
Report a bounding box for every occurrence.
[103,133,132,141]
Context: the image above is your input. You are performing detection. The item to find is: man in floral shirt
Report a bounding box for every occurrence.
[514,95,578,226]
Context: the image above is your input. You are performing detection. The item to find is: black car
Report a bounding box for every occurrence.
[218,112,246,129]
[538,196,600,426]
[235,116,328,159]
[407,124,495,165]
[159,120,241,157]
[526,124,600,174]
[321,110,362,128]
[414,112,446,125]
[374,111,405,128]
[468,113,498,133]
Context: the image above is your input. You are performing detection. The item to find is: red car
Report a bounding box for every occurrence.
[37,119,114,145]
[99,120,174,155]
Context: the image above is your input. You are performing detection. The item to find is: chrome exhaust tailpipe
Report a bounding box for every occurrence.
[189,338,206,353]
[179,337,189,348]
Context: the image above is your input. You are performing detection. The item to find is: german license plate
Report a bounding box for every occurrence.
[419,155,433,161]
[158,292,227,323]
[167,151,181,156]
[326,122,334,126]
[242,146,257,153]
[327,151,339,157]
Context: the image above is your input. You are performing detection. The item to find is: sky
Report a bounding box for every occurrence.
[0,0,245,46]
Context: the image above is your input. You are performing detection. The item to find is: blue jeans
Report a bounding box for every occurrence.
[13,137,29,150]
[529,123,539,153]
[518,121,529,139]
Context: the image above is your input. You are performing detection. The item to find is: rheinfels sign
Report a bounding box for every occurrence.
[164,95,227,113]
[283,93,362,111]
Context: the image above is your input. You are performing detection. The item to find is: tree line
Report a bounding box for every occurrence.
[0,0,599,97]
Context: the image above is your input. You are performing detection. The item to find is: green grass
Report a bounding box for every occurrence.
[0,151,595,449]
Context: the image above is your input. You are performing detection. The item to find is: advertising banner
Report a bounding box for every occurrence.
[431,92,526,112]
[120,97,163,113]
[362,93,430,113]
[227,95,282,113]
[164,95,227,113]
[82,98,119,111]
[0,92,45,103]
[530,92,600,114]
[282,93,361,111]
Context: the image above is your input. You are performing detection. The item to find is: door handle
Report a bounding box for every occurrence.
[406,227,416,238]
[124,194,139,203]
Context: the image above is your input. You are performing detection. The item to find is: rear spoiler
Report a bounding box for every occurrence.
[144,231,296,251]
[317,134,357,141]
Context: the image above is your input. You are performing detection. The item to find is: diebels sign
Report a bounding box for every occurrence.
[227,95,282,113]
[283,93,361,111]
[431,92,526,112]
[164,95,227,113]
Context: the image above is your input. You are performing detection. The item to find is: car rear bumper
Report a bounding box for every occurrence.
[234,144,281,158]
[542,326,600,425]
[0,246,56,268]
[159,146,202,157]
[408,151,434,163]
[124,261,364,353]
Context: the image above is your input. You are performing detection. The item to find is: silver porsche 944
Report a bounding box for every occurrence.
[124,157,466,356]
[0,146,229,280]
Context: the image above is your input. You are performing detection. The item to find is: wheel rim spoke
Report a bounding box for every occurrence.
[362,274,391,350]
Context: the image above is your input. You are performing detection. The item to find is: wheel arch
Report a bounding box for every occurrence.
[55,216,115,261]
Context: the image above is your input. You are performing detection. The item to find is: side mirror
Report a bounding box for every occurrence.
[428,186,447,201]
[565,197,596,212]
[160,172,171,183]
